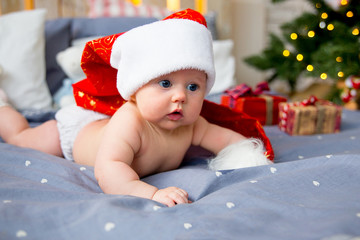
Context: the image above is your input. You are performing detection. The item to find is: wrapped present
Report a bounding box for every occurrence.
[221,82,287,125]
[278,96,342,135]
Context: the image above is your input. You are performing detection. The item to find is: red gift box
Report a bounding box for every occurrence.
[221,82,287,125]
[278,96,342,135]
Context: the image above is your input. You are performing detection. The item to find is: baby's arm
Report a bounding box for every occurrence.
[192,116,246,154]
[94,106,189,207]
[192,116,271,170]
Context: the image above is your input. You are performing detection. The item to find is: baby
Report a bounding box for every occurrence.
[0,9,270,207]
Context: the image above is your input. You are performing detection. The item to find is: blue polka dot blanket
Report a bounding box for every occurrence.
[1,109,360,240]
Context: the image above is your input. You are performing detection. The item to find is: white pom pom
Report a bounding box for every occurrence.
[208,138,272,171]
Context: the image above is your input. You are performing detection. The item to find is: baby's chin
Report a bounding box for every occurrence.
[149,119,195,132]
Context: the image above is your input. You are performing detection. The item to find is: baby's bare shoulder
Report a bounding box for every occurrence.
[111,103,144,128]
[103,103,145,149]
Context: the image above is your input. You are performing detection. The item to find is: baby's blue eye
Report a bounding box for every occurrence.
[159,80,171,88]
[187,84,199,92]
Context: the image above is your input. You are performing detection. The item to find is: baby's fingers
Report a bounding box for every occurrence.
[161,197,176,207]
[169,189,189,205]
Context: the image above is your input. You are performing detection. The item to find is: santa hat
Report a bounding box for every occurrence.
[109,9,215,100]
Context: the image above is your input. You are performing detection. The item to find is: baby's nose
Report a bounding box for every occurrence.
[171,88,187,103]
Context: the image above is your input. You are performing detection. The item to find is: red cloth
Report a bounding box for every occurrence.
[72,9,274,161]
[201,100,274,161]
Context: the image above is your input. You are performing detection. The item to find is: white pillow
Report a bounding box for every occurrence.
[56,46,86,82]
[56,36,102,81]
[210,39,236,94]
[0,9,52,110]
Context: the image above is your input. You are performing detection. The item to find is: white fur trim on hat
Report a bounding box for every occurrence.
[110,19,215,100]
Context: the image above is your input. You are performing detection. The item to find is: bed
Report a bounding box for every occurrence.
[1,6,360,240]
[1,106,360,239]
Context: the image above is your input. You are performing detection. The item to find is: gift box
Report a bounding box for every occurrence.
[278,96,342,135]
[221,82,287,125]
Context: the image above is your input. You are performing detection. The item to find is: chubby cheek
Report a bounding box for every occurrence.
[136,97,167,121]
[186,100,204,121]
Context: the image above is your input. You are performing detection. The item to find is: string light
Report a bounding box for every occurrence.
[306,65,314,72]
[338,72,344,78]
[336,57,343,62]
[315,3,321,8]
[321,12,328,19]
[352,28,359,36]
[296,54,304,61]
[320,73,328,80]
[327,24,335,31]
[340,0,348,6]
[290,33,298,40]
[283,50,290,57]
[308,30,315,38]
[346,11,354,18]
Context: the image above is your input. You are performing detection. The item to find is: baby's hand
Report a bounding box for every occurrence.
[152,187,190,207]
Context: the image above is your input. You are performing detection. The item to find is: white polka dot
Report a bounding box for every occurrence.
[184,223,192,230]
[215,171,222,177]
[249,180,258,183]
[104,222,115,231]
[16,230,27,238]
[317,136,323,140]
[270,167,277,174]
[298,155,304,159]
[79,167,86,171]
[25,160,31,167]
[356,213,360,218]
[350,136,356,140]
[313,181,320,187]
[153,205,162,211]
[3,200,12,204]
[40,178,48,184]
[226,202,235,209]
[326,155,333,159]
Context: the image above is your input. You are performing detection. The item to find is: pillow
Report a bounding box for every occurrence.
[54,36,101,108]
[55,36,103,81]
[71,36,102,47]
[70,17,157,40]
[45,18,72,96]
[209,39,236,94]
[0,9,52,110]
[87,0,172,19]
[56,46,86,82]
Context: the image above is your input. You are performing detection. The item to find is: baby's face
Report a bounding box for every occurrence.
[134,69,207,130]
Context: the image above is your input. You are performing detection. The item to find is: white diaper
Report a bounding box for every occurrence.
[55,105,109,161]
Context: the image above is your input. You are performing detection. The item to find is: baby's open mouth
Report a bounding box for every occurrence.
[167,109,183,121]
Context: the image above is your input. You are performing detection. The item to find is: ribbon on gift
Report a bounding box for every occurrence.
[225,81,270,99]
[300,95,318,106]
[224,82,274,125]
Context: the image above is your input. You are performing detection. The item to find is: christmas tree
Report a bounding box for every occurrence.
[244,0,360,105]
